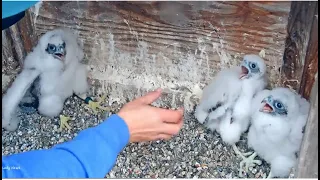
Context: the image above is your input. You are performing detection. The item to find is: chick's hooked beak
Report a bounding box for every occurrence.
[239,61,249,80]
[259,97,274,113]
[54,48,66,61]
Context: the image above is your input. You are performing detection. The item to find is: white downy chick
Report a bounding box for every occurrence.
[219,54,267,145]
[234,89,272,177]
[37,29,88,117]
[195,54,267,177]
[195,55,267,133]
[195,66,243,131]
[218,55,267,177]
[2,28,89,131]
[245,87,310,178]
[2,69,41,131]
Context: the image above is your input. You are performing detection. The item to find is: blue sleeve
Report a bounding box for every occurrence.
[2,1,39,30]
[2,1,39,19]
[2,114,130,178]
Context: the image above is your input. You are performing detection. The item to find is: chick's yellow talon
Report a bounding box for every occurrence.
[86,94,110,114]
[59,115,71,131]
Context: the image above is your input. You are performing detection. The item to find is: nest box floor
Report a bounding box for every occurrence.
[1,94,295,178]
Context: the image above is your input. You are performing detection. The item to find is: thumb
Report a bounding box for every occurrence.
[134,88,162,105]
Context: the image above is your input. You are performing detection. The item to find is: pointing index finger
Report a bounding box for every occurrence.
[133,88,162,105]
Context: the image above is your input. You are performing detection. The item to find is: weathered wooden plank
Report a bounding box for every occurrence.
[281,1,318,91]
[2,11,35,94]
[16,11,38,57]
[296,4,318,177]
[2,29,20,95]
[296,73,318,178]
[284,3,318,177]
[299,2,318,100]
[2,30,19,74]
[32,1,290,95]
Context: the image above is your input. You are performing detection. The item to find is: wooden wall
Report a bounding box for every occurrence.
[24,1,292,109]
[282,1,318,99]
[292,1,318,178]
[297,73,318,178]
[2,11,36,94]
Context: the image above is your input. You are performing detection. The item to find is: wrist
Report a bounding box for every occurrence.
[116,112,132,134]
[100,114,131,144]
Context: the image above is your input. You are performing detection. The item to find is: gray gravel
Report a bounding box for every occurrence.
[2,95,274,178]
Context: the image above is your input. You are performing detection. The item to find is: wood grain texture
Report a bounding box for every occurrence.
[2,11,36,94]
[2,29,20,94]
[2,11,36,70]
[16,11,38,58]
[31,1,290,93]
[299,2,318,100]
[296,73,318,178]
[281,1,318,91]
[2,30,19,74]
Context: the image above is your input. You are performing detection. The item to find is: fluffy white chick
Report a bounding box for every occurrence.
[195,54,267,130]
[195,55,267,177]
[195,65,242,130]
[36,29,88,117]
[2,69,41,131]
[2,28,89,131]
[218,55,267,177]
[245,87,310,178]
[219,55,267,144]
[234,89,272,177]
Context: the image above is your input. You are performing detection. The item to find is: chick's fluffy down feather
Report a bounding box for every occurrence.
[248,88,310,178]
[2,69,41,131]
[218,109,243,144]
[2,28,89,131]
[195,67,242,127]
[36,29,88,116]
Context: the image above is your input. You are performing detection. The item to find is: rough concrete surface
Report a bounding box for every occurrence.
[2,93,288,179]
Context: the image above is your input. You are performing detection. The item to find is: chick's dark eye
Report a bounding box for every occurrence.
[275,102,283,109]
[49,44,56,51]
[250,63,256,69]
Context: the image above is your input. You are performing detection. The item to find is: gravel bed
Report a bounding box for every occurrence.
[2,95,275,178]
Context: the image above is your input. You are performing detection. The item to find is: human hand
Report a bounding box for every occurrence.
[117,88,184,143]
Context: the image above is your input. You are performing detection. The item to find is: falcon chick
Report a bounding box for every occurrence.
[235,89,271,177]
[195,64,243,129]
[2,28,89,131]
[219,55,267,144]
[244,87,310,178]
[195,54,267,177]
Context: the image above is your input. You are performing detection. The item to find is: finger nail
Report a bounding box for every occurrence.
[155,88,162,92]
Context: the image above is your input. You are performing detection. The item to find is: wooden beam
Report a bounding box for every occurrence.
[281,1,318,91]
[285,3,319,177]
[296,73,318,178]
[299,2,318,100]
